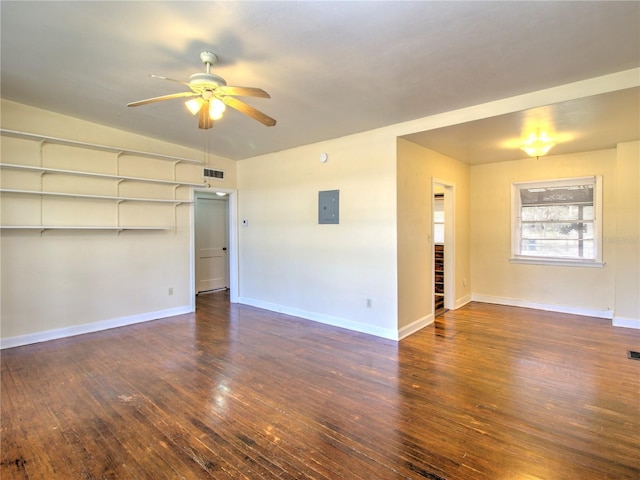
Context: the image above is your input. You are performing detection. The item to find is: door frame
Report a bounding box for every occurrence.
[190,188,239,310]
[432,178,455,312]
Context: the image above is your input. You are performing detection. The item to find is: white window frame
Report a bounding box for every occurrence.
[510,175,604,267]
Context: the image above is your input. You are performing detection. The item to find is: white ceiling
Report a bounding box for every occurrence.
[403,87,640,165]
[1,1,639,161]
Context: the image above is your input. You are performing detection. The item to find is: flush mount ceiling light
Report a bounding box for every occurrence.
[520,131,556,158]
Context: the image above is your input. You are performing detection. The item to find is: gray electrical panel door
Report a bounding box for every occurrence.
[318,190,339,224]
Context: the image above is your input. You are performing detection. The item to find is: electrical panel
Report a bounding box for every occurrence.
[318,190,339,224]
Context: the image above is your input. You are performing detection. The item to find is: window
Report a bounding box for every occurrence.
[511,176,603,267]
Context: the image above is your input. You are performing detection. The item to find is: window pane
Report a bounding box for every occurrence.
[521,222,593,240]
[521,205,587,221]
[520,185,593,205]
[513,177,600,262]
[582,205,593,221]
[519,239,594,258]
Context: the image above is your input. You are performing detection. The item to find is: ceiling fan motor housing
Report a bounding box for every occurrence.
[189,73,227,89]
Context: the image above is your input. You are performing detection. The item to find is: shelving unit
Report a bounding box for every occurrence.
[434,244,445,313]
[0,225,170,233]
[0,188,193,204]
[0,163,205,187]
[0,129,206,231]
[0,129,203,165]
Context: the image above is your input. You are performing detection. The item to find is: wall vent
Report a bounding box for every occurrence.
[204,168,224,179]
[628,350,640,360]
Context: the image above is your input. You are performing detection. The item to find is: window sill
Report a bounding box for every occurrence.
[509,257,605,268]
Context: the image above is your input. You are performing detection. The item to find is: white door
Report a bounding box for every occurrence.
[195,195,229,293]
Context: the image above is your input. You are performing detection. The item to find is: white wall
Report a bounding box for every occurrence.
[3,70,637,346]
[613,141,640,327]
[235,71,639,339]
[237,131,400,339]
[470,149,618,317]
[0,100,236,347]
[396,139,471,337]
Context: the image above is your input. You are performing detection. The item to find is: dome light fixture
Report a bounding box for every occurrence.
[520,131,556,158]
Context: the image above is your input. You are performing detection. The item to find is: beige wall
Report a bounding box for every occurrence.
[470,149,618,315]
[396,139,471,334]
[3,70,638,345]
[1,100,235,344]
[237,130,400,338]
[614,141,640,326]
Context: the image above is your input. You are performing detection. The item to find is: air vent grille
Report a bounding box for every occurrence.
[204,168,224,179]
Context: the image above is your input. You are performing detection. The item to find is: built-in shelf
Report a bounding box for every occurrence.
[0,163,206,188]
[0,189,193,204]
[0,226,171,231]
[0,129,203,165]
[435,244,445,312]
[0,129,205,232]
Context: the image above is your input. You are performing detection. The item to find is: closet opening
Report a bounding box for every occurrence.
[433,192,446,316]
[433,181,454,317]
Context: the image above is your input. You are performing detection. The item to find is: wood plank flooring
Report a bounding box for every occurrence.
[2,292,639,479]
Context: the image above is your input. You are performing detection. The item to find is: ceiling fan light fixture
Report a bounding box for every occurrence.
[209,98,226,120]
[128,51,275,129]
[185,98,204,115]
[520,132,556,158]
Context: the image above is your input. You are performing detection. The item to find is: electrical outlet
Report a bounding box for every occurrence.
[168,287,174,296]
[366,298,372,308]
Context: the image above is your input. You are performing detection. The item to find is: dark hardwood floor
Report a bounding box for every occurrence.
[2,292,639,479]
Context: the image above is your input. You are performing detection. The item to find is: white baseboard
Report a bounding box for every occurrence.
[612,316,640,329]
[1,305,193,349]
[454,294,472,310]
[471,294,614,319]
[398,314,433,340]
[238,297,399,340]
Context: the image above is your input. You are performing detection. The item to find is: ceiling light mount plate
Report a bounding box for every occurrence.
[200,51,218,66]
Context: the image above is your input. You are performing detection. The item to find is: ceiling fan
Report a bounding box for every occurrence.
[127,51,276,129]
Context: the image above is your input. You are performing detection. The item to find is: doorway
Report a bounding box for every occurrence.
[195,192,230,294]
[433,180,455,316]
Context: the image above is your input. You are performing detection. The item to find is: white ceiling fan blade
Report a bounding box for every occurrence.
[127,91,198,107]
[215,86,270,98]
[149,74,190,86]
[222,96,276,126]
[198,102,213,129]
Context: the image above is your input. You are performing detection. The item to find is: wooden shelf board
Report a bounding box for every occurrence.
[0,163,206,188]
[1,226,171,231]
[0,189,192,204]
[1,129,203,165]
